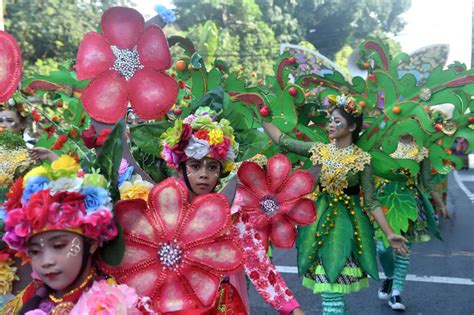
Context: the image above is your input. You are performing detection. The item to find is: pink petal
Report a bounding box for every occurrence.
[128,68,178,120]
[115,199,163,244]
[276,170,314,203]
[270,215,296,248]
[108,242,157,271]
[0,31,22,102]
[235,185,259,209]
[148,178,187,239]
[183,267,221,307]
[75,32,114,80]
[101,7,144,49]
[137,26,172,70]
[267,154,292,192]
[81,70,128,123]
[285,198,316,225]
[237,162,270,198]
[159,274,196,313]
[186,239,243,272]
[180,193,230,245]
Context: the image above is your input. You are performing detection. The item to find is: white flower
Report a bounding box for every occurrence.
[48,177,83,195]
[184,135,210,160]
[226,146,236,161]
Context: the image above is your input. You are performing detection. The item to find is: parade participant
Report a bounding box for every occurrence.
[103,108,305,315]
[375,133,442,311]
[261,95,408,315]
[1,156,150,314]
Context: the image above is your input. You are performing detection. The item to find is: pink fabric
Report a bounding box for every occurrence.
[233,214,299,313]
[278,298,300,315]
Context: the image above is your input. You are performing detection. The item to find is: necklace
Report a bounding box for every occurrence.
[48,268,96,304]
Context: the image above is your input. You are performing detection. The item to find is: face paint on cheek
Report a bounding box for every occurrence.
[67,237,81,259]
[335,121,345,129]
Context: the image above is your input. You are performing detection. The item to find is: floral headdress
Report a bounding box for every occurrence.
[2,155,117,252]
[327,94,363,117]
[160,107,239,174]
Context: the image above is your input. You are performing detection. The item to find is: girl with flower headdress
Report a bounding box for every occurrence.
[260,95,408,315]
[0,156,152,314]
[102,107,305,315]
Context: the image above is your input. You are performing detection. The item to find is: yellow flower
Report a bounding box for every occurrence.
[51,155,80,178]
[120,175,154,201]
[0,260,18,295]
[223,161,235,173]
[208,129,224,145]
[23,165,51,185]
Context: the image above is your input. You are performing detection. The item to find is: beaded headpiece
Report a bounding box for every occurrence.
[160,107,239,173]
[327,94,363,117]
[2,155,117,252]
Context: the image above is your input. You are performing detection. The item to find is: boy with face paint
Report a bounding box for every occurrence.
[262,95,408,315]
[0,157,150,314]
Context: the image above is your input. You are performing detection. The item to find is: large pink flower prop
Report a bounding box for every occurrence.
[76,7,178,124]
[236,154,316,249]
[0,31,22,102]
[102,178,243,313]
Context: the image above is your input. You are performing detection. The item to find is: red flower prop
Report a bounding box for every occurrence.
[235,154,316,249]
[0,31,22,102]
[102,178,244,313]
[4,177,23,211]
[76,7,178,124]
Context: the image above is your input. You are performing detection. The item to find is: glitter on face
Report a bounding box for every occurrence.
[259,195,280,216]
[67,237,81,259]
[158,240,183,271]
[110,45,144,81]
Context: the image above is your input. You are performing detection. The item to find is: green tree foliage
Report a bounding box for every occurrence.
[4,0,134,77]
[295,0,411,58]
[173,0,278,75]
[255,0,301,44]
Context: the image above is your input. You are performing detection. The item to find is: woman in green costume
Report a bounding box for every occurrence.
[261,96,408,315]
[375,133,442,311]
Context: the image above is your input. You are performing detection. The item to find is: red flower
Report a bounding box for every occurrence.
[194,130,209,141]
[210,137,230,160]
[96,128,112,146]
[57,134,68,143]
[54,192,86,228]
[102,178,243,313]
[81,125,98,148]
[235,154,316,250]
[75,7,178,124]
[25,190,55,231]
[4,177,24,211]
[0,31,22,102]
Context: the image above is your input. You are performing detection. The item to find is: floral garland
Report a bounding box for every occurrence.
[309,143,371,195]
[2,155,117,252]
[160,107,238,173]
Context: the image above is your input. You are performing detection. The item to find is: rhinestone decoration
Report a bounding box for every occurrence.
[259,195,280,216]
[419,87,432,101]
[110,45,144,81]
[158,240,183,271]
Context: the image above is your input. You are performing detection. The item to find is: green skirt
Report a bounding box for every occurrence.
[297,192,378,294]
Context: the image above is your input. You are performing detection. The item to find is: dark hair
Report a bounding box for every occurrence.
[19,237,93,314]
[331,107,363,143]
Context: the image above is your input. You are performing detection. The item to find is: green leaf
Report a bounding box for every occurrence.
[94,120,124,202]
[352,205,378,280]
[319,201,353,282]
[130,121,172,156]
[235,129,269,161]
[99,219,125,265]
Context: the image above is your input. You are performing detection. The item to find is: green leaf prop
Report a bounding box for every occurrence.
[352,205,378,280]
[130,121,172,156]
[236,129,269,161]
[100,219,125,266]
[94,120,124,202]
[319,202,354,283]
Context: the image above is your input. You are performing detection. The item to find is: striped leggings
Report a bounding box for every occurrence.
[376,240,412,292]
[321,292,345,315]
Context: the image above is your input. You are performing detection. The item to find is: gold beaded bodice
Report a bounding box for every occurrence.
[309,143,371,195]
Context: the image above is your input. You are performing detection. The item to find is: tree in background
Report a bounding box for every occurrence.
[4,0,134,77]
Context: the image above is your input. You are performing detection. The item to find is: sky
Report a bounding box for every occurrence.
[134,0,473,66]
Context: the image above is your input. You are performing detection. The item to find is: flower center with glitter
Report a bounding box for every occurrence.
[110,45,144,81]
[158,240,183,270]
[259,195,279,216]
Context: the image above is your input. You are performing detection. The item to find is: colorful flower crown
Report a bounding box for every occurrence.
[160,107,239,173]
[2,155,117,252]
[327,94,363,117]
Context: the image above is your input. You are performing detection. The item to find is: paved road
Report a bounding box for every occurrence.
[249,169,474,314]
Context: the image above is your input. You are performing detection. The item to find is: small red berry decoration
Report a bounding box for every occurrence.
[288,87,298,96]
[295,131,304,139]
[173,108,182,115]
[434,123,443,131]
[288,57,296,64]
[259,106,270,117]
[392,106,401,114]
